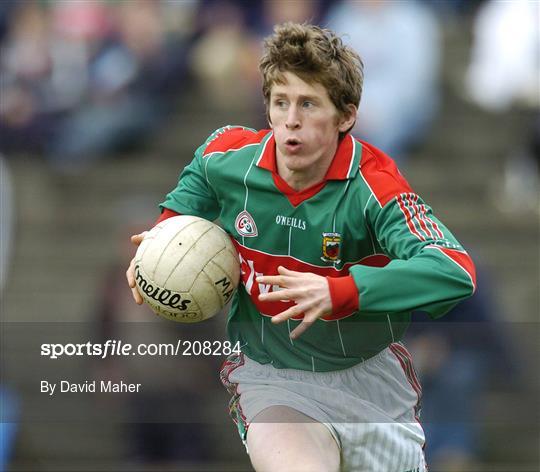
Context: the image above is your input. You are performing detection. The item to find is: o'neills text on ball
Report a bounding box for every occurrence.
[135,264,192,310]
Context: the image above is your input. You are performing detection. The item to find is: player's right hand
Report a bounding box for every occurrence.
[126,231,148,305]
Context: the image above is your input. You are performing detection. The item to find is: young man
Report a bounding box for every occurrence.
[127,23,476,472]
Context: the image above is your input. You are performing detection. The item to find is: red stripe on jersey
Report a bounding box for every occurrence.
[233,240,360,321]
[419,202,444,239]
[358,141,412,207]
[358,253,391,267]
[427,246,477,292]
[203,127,267,156]
[411,194,434,239]
[397,194,425,241]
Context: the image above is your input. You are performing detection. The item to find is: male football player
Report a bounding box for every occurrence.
[127,23,475,472]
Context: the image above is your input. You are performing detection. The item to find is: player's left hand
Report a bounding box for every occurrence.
[257,266,332,340]
[126,231,148,305]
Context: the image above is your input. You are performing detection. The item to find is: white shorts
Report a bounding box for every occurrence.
[220,342,427,472]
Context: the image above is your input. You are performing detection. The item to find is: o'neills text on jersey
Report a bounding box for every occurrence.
[275,215,306,231]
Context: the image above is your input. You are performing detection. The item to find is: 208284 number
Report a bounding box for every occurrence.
[181,340,241,356]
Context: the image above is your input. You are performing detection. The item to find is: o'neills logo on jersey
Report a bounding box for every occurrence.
[321,232,341,263]
[275,215,306,230]
[235,210,258,237]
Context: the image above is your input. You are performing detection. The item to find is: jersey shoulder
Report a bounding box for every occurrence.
[357,139,413,207]
[203,126,267,157]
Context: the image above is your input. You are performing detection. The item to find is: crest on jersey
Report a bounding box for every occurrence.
[321,232,341,263]
[235,210,258,237]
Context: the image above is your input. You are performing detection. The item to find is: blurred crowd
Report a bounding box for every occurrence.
[2,0,503,171]
[0,0,197,172]
[1,0,537,204]
[1,0,538,471]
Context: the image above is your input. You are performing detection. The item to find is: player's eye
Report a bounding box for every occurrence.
[274,99,288,109]
[302,101,314,109]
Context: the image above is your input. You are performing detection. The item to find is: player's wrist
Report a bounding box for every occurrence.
[155,208,181,226]
[326,275,359,316]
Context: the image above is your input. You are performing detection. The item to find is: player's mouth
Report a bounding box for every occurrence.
[284,137,302,153]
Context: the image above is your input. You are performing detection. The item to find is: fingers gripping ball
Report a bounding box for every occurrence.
[134,216,240,322]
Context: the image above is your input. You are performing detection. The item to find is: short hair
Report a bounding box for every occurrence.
[259,22,364,119]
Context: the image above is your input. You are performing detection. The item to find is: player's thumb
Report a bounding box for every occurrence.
[130,231,148,246]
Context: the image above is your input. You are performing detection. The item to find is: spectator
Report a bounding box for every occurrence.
[327,0,441,164]
[465,0,539,214]
[46,0,193,172]
[0,1,197,173]
[190,1,257,109]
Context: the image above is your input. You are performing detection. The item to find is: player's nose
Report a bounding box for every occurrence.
[285,106,301,130]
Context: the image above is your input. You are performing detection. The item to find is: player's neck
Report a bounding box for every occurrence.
[276,148,336,192]
[278,168,324,191]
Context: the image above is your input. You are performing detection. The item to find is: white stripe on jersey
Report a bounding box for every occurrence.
[362,194,378,254]
[397,193,447,243]
[346,135,356,178]
[419,202,444,239]
[397,193,426,242]
[254,132,272,166]
[336,320,347,356]
[359,167,383,208]
[387,314,395,342]
[241,147,262,245]
[407,194,432,240]
[287,226,292,256]
[203,143,259,159]
[287,319,294,346]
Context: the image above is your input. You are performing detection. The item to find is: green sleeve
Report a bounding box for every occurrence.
[159,134,223,221]
[350,194,476,318]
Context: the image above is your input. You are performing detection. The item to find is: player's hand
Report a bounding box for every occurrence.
[257,266,332,340]
[126,231,148,305]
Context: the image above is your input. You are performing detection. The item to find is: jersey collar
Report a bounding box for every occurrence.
[254,131,360,180]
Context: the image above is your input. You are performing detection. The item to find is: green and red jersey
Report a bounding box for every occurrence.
[160,126,476,372]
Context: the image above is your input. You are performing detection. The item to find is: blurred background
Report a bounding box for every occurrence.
[0,1,538,471]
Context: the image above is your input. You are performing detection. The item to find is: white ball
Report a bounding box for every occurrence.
[134,215,240,322]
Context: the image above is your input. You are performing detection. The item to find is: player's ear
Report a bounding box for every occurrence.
[338,104,357,133]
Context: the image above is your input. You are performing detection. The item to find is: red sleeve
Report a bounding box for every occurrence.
[326,275,359,316]
[154,208,180,226]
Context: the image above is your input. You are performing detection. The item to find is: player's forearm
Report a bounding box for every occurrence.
[348,249,476,318]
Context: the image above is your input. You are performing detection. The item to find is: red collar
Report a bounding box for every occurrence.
[255,132,357,181]
[254,132,358,206]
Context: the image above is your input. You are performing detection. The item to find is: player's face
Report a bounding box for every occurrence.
[269,71,356,188]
